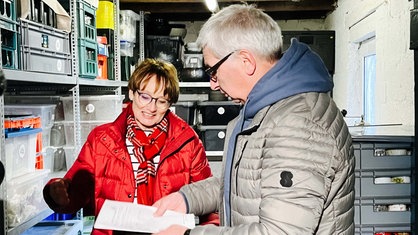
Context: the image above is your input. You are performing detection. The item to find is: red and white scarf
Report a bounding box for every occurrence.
[126,111,168,185]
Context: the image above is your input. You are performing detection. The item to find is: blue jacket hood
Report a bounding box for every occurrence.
[244,38,333,119]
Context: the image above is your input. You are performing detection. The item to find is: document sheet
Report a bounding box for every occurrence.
[94,199,196,233]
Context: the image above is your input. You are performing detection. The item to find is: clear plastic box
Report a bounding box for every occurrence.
[62,121,107,146]
[4,104,57,129]
[6,169,50,227]
[5,128,41,181]
[61,95,124,121]
[119,10,140,42]
[21,220,83,235]
[64,146,76,170]
[120,40,135,56]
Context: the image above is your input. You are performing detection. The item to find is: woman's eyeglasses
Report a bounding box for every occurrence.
[205,51,235,81]
[136,91,170,109]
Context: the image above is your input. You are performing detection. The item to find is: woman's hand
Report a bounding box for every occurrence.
[49,178,70,206]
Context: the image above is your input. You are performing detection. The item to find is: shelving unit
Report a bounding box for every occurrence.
[0,0,132,233]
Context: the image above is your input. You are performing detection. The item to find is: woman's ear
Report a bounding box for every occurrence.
[128,90,134,101]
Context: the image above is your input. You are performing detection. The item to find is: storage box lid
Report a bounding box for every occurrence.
[197,101,241,106]
[5,128,42,138]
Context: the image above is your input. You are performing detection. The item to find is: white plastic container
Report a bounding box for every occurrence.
[6,169,50,227]
[4,104,56,129]
[5,128,41,180]
[61,95,124,121]
[119,10,140,42]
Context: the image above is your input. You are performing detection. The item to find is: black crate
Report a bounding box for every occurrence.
[198,101,241,125]
[198,125,227,151]
[145,35,183,68]
[170,101,196,125]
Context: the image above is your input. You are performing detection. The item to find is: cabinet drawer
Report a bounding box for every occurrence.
[353,142,413,170]
[357,171,411,198]
[358,205,411,225]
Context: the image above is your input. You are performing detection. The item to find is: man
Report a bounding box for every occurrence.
[153,4,355,235]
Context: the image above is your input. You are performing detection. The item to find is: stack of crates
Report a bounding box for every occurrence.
[96,0,114,80]
[0,0,18,69]
[76,0,98,78]
[18,0,71,74]
[196,101,241,152]
[3,114,50,227]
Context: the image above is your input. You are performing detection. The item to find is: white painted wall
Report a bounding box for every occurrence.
[177,0,415,126]
[328,0,414,126]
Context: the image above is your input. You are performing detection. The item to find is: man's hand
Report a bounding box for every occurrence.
[153,192,187,216]
[151,224,188,235]
[49,178,70,206]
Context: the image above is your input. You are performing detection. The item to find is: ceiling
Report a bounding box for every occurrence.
[120,0,338,22]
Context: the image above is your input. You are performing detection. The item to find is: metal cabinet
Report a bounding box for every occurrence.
[351,125,415,234]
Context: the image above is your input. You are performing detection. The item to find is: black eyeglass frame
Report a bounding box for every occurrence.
[205,51,235,79]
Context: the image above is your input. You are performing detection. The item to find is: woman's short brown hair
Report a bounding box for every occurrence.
[127,58,180,104]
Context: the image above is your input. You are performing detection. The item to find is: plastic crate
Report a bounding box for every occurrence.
[97,54,107,79]
[5,128,41,180]
[21,219,82,234]
[78,39,98,78]
[120,40,135,56]
[4,104,56,129]
[119,10,139,42]
[61,95,124,121]
[6,169,50,227]
[77,0,96,42]
[20,46,72,74]
[170,101,196,125]
[63,145,76,169]
[0,0,16,23]
[197,101,241,125]
[197,125,227,151]
[19,18,70,54]
[4,115,41,130]
[145,35,184,65]
[1,26,18,69]
[62,120,105,146]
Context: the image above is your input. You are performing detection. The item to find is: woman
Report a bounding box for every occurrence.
[43,58,217,235]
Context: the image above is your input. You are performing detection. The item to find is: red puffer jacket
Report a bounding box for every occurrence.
[43,106,217,234]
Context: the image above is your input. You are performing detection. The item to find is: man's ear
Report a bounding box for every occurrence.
[238,50,256,76]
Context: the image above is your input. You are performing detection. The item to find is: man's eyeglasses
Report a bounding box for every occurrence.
[205,51,234,80]
[136,91,171,109]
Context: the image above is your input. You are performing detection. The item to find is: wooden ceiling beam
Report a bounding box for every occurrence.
[120,0,337,21]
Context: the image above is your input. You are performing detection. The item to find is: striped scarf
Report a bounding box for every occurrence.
[126,113,168,185]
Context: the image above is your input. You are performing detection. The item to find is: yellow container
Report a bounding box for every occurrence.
[96,0,115,29]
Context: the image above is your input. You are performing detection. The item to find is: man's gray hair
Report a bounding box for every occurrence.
[196,3,283,61]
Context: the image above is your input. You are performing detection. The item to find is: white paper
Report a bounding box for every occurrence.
[94,200,195,233]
